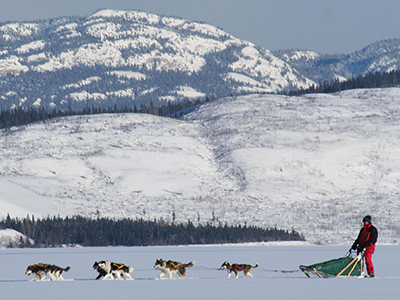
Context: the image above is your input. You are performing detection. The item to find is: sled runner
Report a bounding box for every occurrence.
[299,251,364,278]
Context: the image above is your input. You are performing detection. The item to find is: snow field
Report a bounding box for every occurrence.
[0,243,399,300]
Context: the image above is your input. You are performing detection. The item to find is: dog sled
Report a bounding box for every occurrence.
[299,251,364,278]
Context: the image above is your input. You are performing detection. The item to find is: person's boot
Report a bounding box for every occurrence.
[367,272,374,278]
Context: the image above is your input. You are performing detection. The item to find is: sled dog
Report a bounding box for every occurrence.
[25,263,70,281]
[93,260,133,280]
[93,261,114,280]
[219,261,258,278]
[154,259,195,279]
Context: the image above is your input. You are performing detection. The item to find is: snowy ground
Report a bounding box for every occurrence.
[0,243,398,300]
[1,88,400,244]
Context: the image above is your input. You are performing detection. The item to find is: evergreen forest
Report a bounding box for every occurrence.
[290,70,400,95]
[0,215,304,248]
[0,98,205,130]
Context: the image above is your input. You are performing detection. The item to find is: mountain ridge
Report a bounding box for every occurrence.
[273,38,400,83]
[0,9,312,111]
[2,9,400,112]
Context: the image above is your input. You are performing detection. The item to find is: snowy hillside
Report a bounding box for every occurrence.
[1,88,400,244]
[0,228,32,247]
[0,9,313,111]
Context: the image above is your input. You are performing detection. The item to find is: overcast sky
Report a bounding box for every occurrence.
[1,0,399,55]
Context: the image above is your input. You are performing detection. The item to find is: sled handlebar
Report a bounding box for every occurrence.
[346,248,364,258]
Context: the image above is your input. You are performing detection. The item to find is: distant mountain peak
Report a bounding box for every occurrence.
[273,38,400,83]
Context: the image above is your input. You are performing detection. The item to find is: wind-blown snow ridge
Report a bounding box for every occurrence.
[1,88,400,245]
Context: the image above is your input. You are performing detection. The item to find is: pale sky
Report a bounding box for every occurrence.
[1,0,399,55]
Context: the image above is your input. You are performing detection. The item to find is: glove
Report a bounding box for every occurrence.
[351,244,357,250]
[357,246,364,252]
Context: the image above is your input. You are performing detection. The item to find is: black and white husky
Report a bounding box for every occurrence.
[93,260,133,280]
[219,261,258,278]
[25,263,70,281]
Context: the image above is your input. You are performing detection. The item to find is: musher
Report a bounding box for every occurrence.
[351,215,378,277]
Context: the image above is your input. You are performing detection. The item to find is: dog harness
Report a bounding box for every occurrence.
[233,264,245,270]
[112,263,125,270]
[170,262,181,268]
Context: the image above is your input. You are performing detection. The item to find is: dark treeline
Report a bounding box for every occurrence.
[0,215,304,248]
[0,98,205,130]
[290,69,400,96]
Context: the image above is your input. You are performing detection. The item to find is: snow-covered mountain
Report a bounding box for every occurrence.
[0,9,313,111]
[1,88,400,245]
[273,39,400,83]
[2,9,400,112]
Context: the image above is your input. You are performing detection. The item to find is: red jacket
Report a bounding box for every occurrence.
[352,223,378,252]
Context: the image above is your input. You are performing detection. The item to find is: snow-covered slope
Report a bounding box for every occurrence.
[0,9,313,111]
[0,228,33,247]
[1,88,400,244]
[274,38,400,83]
